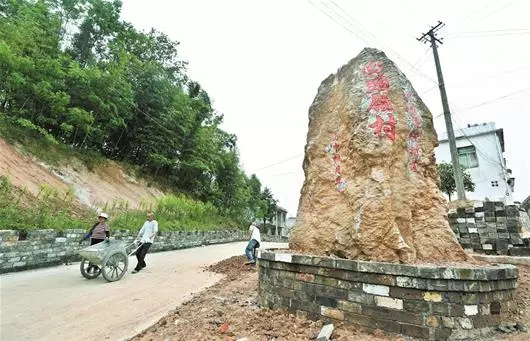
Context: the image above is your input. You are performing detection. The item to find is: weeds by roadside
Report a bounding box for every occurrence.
[0,175,91,230]
[0,116,242,232]
[0,175,238,232]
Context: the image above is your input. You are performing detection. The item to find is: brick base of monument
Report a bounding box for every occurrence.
[258,251,518,340]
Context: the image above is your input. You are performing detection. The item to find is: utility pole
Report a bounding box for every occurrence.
[418,21,466,200]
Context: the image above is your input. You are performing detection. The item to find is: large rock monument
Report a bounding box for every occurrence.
[290,48,469,264]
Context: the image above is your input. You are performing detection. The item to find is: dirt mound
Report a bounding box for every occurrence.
[133,258,530,341]
[504,265,530,325]
[134,258,399,341]
[0,137,164,211]
[206,255,255,280]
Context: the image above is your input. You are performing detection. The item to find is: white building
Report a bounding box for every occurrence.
[435,122,515,203]
[266,206,287,236]
[283,216,297,237]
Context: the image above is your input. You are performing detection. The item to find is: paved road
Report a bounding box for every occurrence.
[0,241,287,341]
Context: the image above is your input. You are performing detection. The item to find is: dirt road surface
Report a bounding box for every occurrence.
[0,241,287,341]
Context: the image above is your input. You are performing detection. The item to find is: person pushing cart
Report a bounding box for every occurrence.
[132,212,158,273]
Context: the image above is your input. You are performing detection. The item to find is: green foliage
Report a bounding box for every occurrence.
[0,178,235,231]
[259,187,278,225]
[0,174,12,192]
[0,175,91,230]
[110,195,235,231]
[437,162,476,201]
[0,0,278,225]
[0,115,105,169]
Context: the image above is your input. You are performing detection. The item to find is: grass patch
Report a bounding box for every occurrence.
[97,195,237,231]
[0,115,242,232]
[0,175,93,230]
[0,175,238,232]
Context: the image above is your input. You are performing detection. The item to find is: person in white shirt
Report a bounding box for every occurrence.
[132,212,158,273]
[245,222,261,265]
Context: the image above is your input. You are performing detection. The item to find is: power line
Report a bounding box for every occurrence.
[443,101,515,201]
[307,0,372,46]
[453,0,503,25]
[316,0,438,85]
[450,110,507,171]
[412,46,432,69]
[249,153,304,173]
[327,0,380,44]
[449,28,530,34]
[448,31,530,38]
[342,0,418,40]
[460,87,530,112]
[421,84,438,96]
[103,86,180,137]
[433,87,530,118]
[466,0,521,25]
[423,64,528,97]
[262,170,299,177]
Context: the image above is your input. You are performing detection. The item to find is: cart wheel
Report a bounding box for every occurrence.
[101,250,128,282]
[80,258,101,279]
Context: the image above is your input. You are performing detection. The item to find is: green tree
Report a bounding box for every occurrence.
[437,162,475,201]
[0,0,281,227]
[259,187,277,226]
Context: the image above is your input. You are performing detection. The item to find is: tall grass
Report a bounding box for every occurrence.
[0,115,240,232]
[0,175,91,230]
[0,175,238,232]
[105,195,236,231]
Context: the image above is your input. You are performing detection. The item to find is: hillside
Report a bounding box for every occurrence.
[0,133,238,231]
[0,0,278,231]
[0,138,163,210]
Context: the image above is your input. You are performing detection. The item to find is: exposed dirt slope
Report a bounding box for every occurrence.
[0,137,163,210]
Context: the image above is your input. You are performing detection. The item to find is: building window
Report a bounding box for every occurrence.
[457,146,479,169]
[491,181,499,187]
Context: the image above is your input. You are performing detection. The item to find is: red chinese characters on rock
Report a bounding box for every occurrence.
[403,84,423,172]
[324,134,347,192]
[407,130,421,171]
[369,113,396,141]
[361,61,396,142]
[368,94,394,113]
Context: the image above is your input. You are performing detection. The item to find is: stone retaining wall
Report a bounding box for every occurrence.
[258,251,518,340]
[0,229,286,274]
[448,201,525,254]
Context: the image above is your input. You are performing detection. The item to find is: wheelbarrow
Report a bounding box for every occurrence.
[78,240,142,282]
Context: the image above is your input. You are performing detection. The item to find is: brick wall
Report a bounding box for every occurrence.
[258,251,517,340]
[0,228,284,274]
[448,201,525,254]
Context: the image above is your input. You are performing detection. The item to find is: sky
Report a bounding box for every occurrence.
[121,0,530,216]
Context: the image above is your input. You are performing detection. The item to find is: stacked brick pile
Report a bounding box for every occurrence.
[448,201,524,255]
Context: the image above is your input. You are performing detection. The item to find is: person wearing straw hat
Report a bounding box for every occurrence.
[79,212,110,273]
[79,212,110,245]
